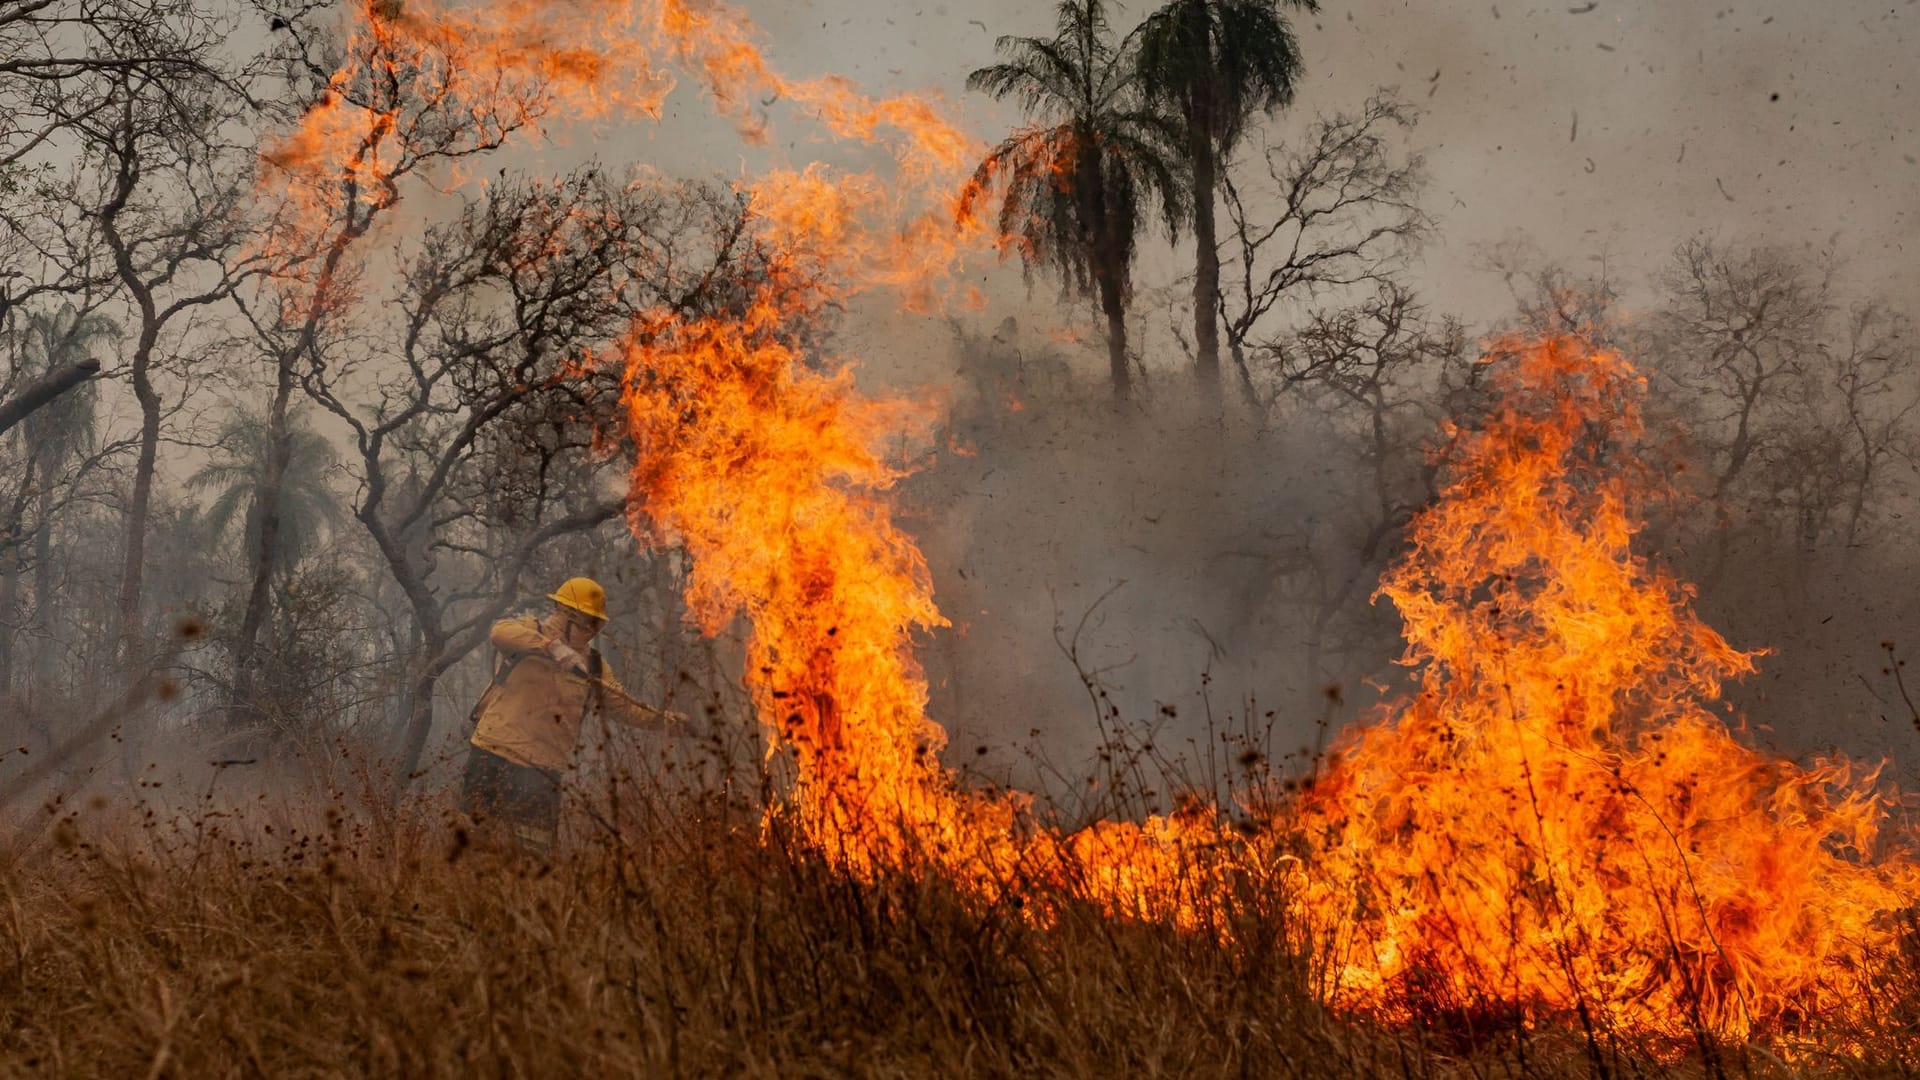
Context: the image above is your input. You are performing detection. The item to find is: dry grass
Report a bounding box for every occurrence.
[0,751,1914,1079]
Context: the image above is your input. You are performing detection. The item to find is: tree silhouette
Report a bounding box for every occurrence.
[188,408,344,581]
[17,305,113,480]
[16,305,117,690]
[963,0,1185,401]
[1135,0,1316,399]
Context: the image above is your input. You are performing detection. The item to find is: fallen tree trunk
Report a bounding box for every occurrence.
[0,359,102,438]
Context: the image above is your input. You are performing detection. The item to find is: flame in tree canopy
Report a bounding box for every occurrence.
[258,0,991,306]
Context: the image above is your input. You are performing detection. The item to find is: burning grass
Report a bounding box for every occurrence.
[0,764,1915,1078]
[13,325,1912,1075]
[619,260,1920,1051]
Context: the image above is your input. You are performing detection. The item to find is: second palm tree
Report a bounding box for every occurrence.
[963,0,1186,402]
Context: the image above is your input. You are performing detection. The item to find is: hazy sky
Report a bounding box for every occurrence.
[614,0,1918,331]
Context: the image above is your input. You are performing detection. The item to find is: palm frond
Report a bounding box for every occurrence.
[963,0,1189,309]
[15,304,116,463]
[969,36,1086,114]
[1135,0,1313,153]
[189,407,345,570]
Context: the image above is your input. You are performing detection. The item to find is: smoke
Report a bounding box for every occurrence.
[7,0,1918,817]
[893,262,1920,801]
[901,325,1418,800]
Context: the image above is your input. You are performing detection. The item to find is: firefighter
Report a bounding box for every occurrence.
[460,576,678,852]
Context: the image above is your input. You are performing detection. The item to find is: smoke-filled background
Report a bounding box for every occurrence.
[2,0,1917,819]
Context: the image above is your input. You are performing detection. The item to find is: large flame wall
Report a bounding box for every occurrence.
[616,276,1920,1040]
[258,0,1919,1045]
[1286,337,1919,1038]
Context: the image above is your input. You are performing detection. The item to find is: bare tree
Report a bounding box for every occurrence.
[224,0,570,731]
[1651,238,1833,508]
[0,0,260,754]
[290,173,766,786]
[0,0,247,458]
[1256,282,1467,664]
[1824,303,1918,549]
[69,71,264,664]
[1217,94,1427,413]
[1476,236,1627,345]
[0,0,234,156]
[1630,234,1920,637]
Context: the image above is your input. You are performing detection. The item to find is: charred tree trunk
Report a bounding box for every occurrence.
[227,369,295,730]
[1188,122,1224,400]
[31,482,57,690]
[100,111,163,669]
[1100,272,1132,402]
[1076,136,1132,403]
[0,555,19,699]
[395,658,443,791]
[1226,333,1265,416]
[113,359,161,665]
[0,360,99,438]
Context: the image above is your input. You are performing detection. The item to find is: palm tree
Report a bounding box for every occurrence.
[16,306,117,690]
[18,305,114,484]
[188,409,344,582]
[191,407,344,731]
[963,0,1186,401]
[1136,0,1316,396]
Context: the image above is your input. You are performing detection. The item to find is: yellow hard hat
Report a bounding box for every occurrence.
[548,577,608,621]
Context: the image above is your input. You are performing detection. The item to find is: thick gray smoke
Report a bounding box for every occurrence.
[903,319,1430,805]
[5,0,1917,823]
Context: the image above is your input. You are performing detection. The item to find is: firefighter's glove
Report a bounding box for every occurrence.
[546,639,589,677]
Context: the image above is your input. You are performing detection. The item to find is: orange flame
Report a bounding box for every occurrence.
[255,0,1919,1048]
[259,0,990,311]
[615,310,1919,1044]
[617,268,969,856]
[258,0,663,260]
[1286,335,1919,1039]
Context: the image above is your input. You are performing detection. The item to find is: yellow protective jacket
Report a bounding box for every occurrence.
[468,613,663,771]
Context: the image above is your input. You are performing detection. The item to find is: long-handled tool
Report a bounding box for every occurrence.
[589,675,691,728]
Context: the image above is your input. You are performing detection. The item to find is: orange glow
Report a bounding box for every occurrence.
[257,0,665,271]
[1284,336,1919,1040]
[615,311,1919,1045]
[256,0,1919,1049]
[259,0,990,312]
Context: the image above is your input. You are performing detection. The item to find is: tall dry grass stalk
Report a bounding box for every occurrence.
[0,731,1913,1078]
